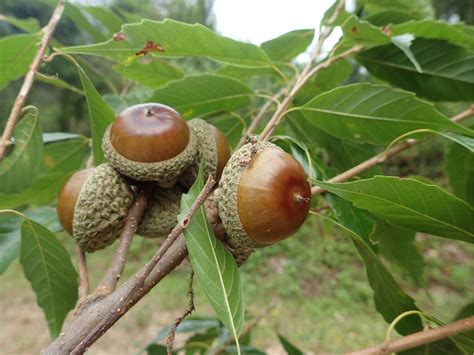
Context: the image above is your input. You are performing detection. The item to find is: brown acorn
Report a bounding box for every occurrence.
[216,141,311,248]
[102,103,197,187]
[57,164,134,252]
[179,118,231,188]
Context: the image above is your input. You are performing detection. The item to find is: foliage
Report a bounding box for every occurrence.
[0,0,473,353]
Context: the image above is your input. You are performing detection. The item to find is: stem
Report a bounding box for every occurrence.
[69,176,215,354]
[259,0,352,141]
[74,246,89,303]
[94,189,149,296]
[167,270,195,355]
[0,0,65,160]
[311,105,474,196]
[347,316,474,355]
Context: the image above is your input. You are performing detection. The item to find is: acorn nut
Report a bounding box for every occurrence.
[179,118,230,188]
[216,141,311,248]
[102,103,198,187]
[57,163,134,252]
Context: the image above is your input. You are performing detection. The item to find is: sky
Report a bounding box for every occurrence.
[213,0,334,45]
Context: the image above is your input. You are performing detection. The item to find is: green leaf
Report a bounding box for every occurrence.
[294,59,352,104]
[0,211,22,275]
[146,344,173,355]
[371,221,424,287]
[364,0,435,19]
[316,213,423,335]
[184,328,219,355]
[338,15,390,51]
[61,19,271,67]
[297,83,472,146]
[0,15,41,33]
[20,219,78,337]
[151,318,220,342]
[321,1,351,27]
[261,29,314,62]
[36,75,84,96]
[0,111,42,193]
[114,59,184,88]
[315,176,474,243]
[41,137,89,174]
[180,167,244,342]
[0,33,39,90]
[437,133,474,152]
[148,74,254,118]
[62,2,107,42]
[288,112,382,178]
[390,20,474,51]
[0,173,72,209]
[25,207,62,233]
[445,144,473,206]
[357,39,474,102]
[365,11,417,26]
[81,5,123,35]
[277,334,304,355]
[391,34,422,73]
[75,62,115,164]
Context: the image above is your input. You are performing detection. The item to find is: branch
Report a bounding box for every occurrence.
[347,316,474,355]
[68,176,216,355]
[94,188,149,296]
[311,105,474,196]
[167,270,195,354]
[74,246,89,304]
[259,0,352,141]
[42,237,189,355]
[0,0,65,160]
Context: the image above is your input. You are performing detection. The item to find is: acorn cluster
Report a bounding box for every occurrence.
[57,102,311,256]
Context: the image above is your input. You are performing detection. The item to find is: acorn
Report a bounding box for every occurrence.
[179,118,231,188]
[102,103,198,187]
[216,141,311,249]
[57,164,134,252]
[137,184,184,238]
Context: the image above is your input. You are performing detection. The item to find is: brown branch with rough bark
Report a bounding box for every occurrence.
[347,316,474,355]
[311,105,474,196]
[65,176,215,355]
[94,188,149,297]
[258,0,352,141]
[74,246,89,304]
[0,0,65,160]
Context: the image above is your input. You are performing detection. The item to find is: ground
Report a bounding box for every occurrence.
[1,218,472,354]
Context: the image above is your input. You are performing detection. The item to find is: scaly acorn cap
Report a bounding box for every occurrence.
[102,123,198,188]
[137,185,184,238]
[216,141,276,249]
[179,118,220,188]
[73,163,134,252]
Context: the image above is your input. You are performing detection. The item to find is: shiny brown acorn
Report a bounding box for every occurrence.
[102,103,197,187]
[216,141,311,248]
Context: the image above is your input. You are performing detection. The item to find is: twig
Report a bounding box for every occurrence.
[94,188,149,296]
[69,176,216,355]
[236,88,286,149]
[42,236,189,355]
[0,0,65,160]
[311,105,474,196]
[74,245,89,303]
[167,270,195,355]
[347,316,474,355]
[259,0,351,141]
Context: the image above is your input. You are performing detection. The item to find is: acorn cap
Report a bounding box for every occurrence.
[102,123,198,188]
[179,118,219,187]
[137,184,184,238]
[73,163,134,252]
[216,141,276,249]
